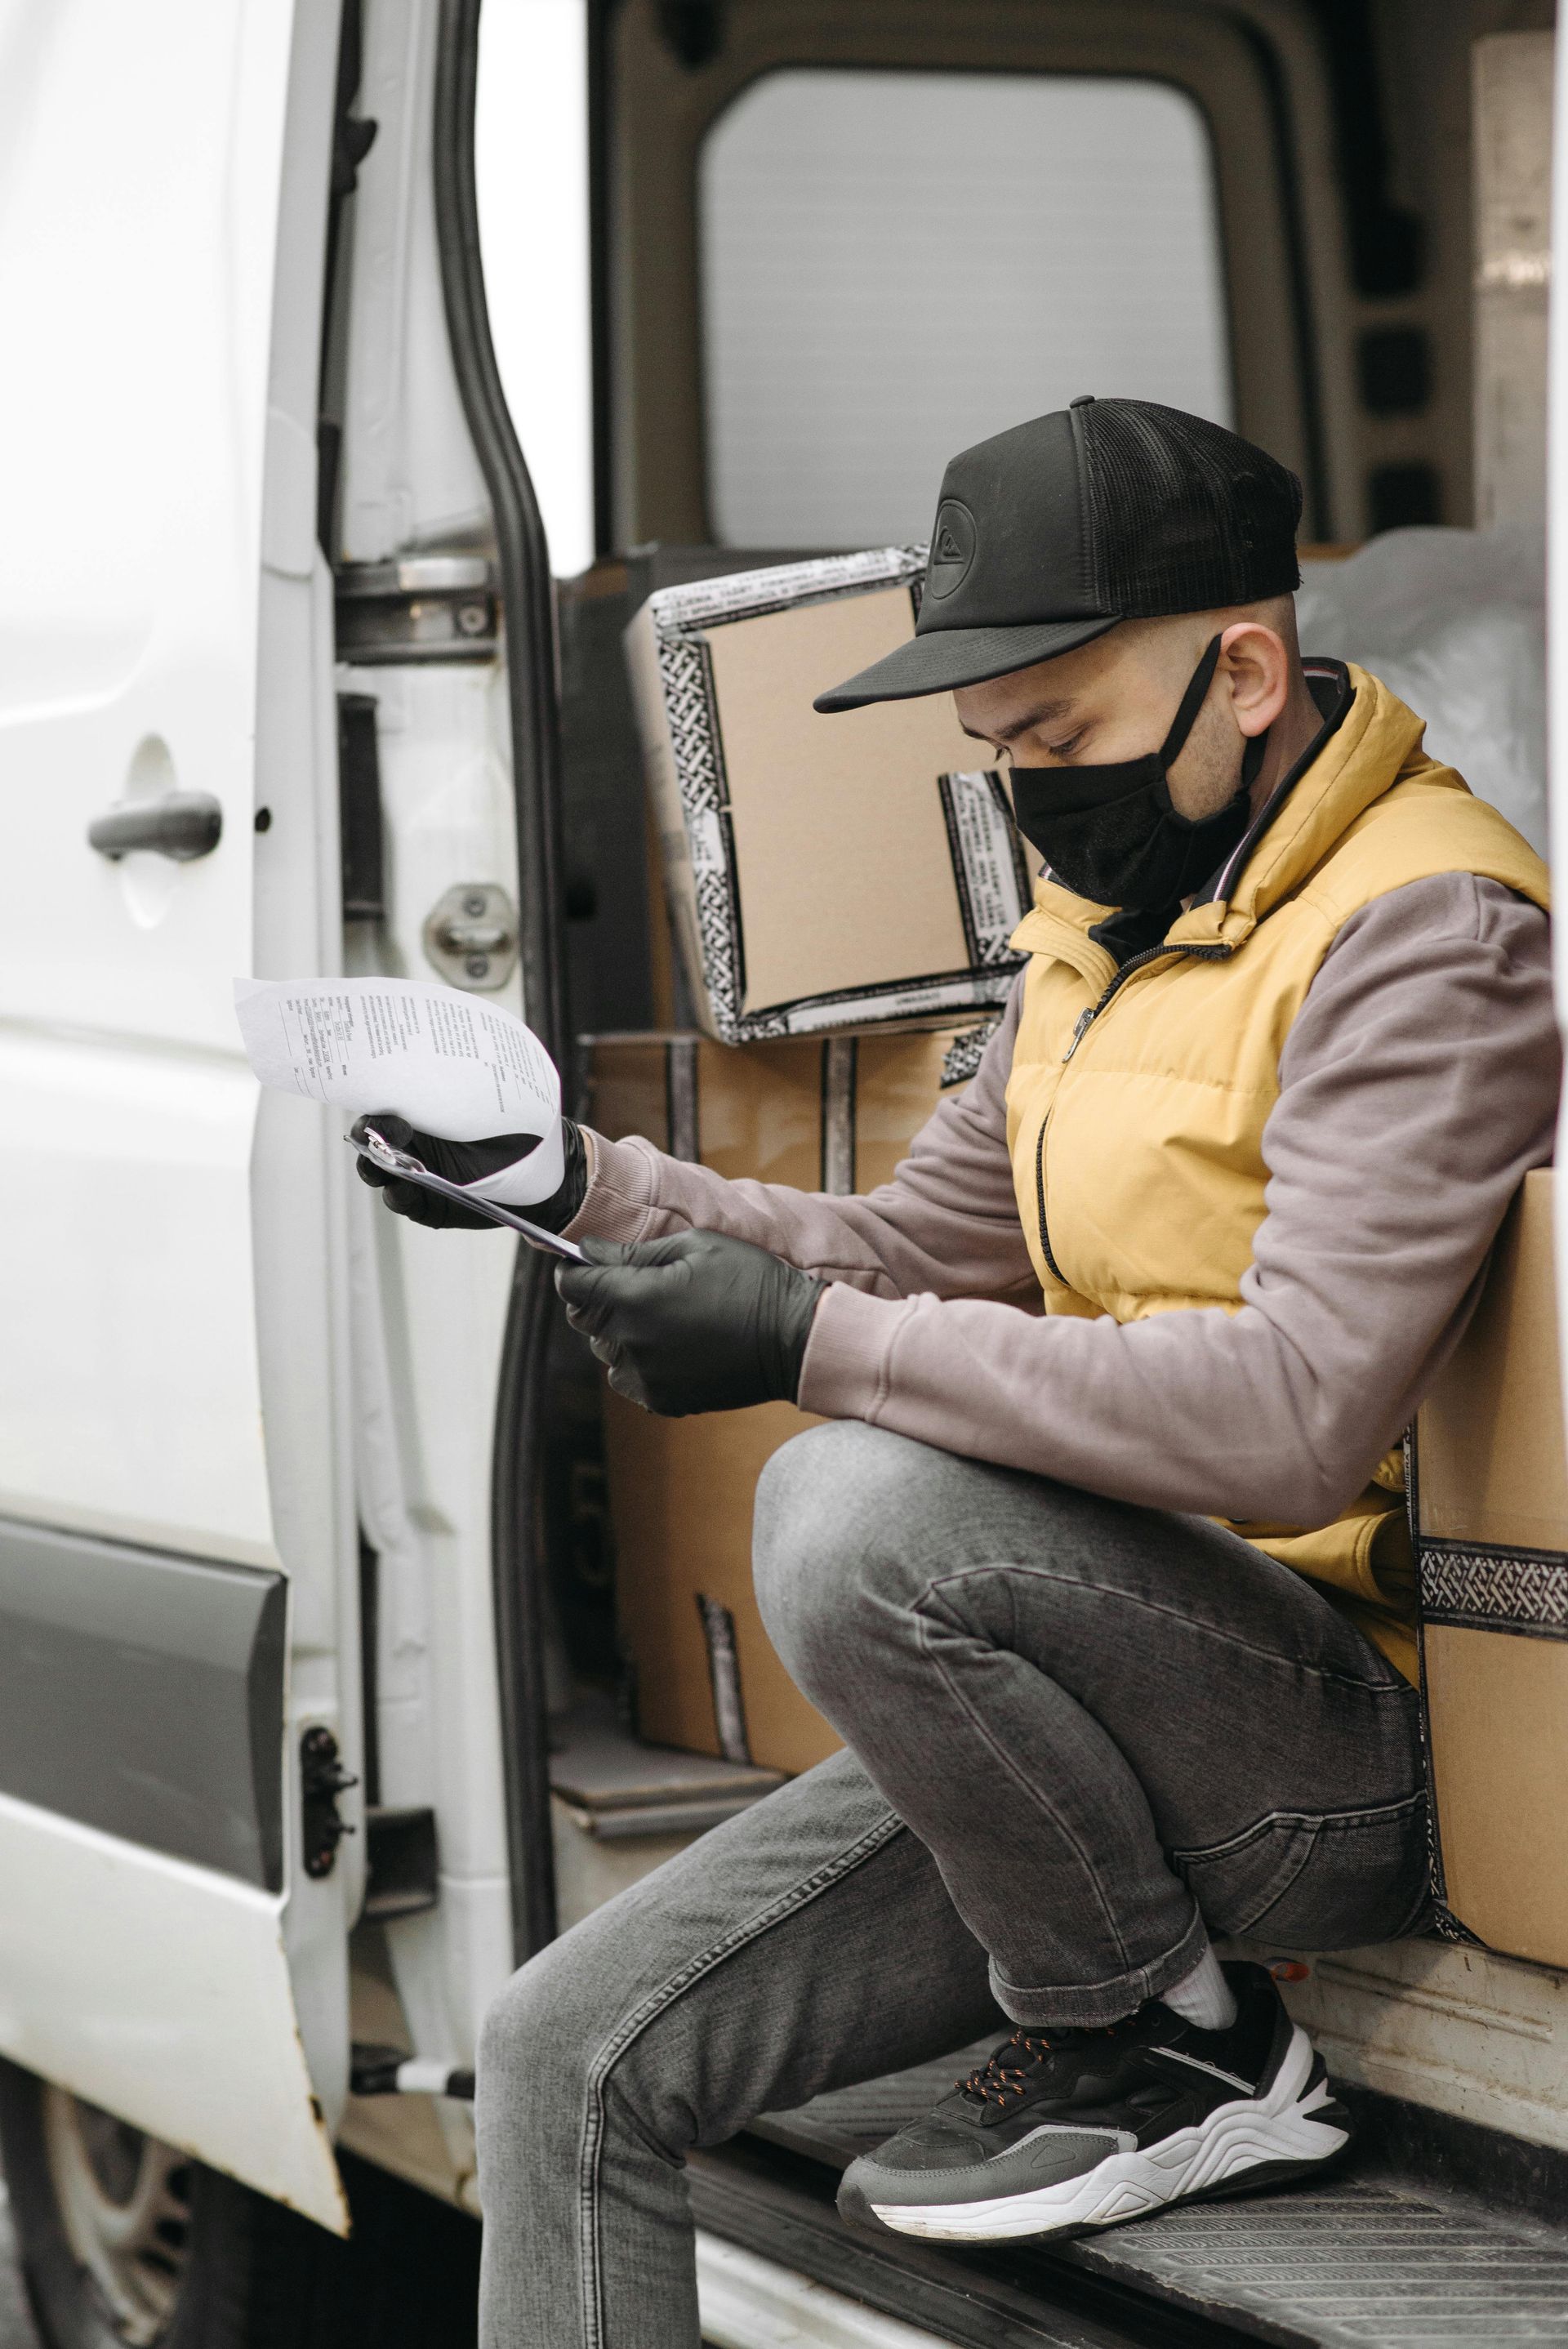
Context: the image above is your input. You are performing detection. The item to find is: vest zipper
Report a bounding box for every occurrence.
[1033,1111,1067,1283]
[1061,940,1236,1063]
[1035,939,1236,1285]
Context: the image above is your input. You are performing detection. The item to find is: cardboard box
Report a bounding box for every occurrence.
[624,550,1031,1043]
[1414,1170,1568,1964]
[600,1395,835,1776]
[587,1023,991,1772]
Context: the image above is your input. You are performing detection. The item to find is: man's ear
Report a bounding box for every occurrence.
[1218,622,1290,738]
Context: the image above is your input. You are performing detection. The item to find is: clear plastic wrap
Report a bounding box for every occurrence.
[1295,527,1547,858]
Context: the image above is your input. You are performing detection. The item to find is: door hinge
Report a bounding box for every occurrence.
[300,1726,358,1880]
[336,555,497,666]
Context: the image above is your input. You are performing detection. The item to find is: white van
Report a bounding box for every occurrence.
[0,3,1565,2345]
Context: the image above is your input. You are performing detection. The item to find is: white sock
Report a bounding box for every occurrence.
[1160,1943,1237,2032]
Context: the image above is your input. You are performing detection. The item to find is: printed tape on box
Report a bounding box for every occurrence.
[646,546,1031,1044]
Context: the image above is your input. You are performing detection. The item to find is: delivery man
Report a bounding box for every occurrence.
[360,399,1557,2349]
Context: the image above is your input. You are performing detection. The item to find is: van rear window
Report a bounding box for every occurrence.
[700,68,1233,549]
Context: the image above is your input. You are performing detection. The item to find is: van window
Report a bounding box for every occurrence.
[699,69,1233,548]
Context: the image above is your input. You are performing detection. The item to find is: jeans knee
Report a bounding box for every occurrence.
[753,1420,918,1698]
[478,1940,584,2119]
[478,1920,707,2174]
[483,1901,658,2137]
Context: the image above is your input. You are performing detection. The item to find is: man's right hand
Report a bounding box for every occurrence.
[352,1112,586,1232]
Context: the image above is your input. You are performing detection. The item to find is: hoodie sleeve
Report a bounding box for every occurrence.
[796,875,1559,1526]
[568,983,1040,1308]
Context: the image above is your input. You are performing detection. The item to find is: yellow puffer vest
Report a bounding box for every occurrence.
[1004,666,1550,1682]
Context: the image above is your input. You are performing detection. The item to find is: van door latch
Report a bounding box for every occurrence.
[423,882,519,990]
[300,1726,358,1879]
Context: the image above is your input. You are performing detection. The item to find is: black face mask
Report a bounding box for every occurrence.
[1009,635,1266,911]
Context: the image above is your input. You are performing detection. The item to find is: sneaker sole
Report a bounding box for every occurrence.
[863,2023,1348,2244]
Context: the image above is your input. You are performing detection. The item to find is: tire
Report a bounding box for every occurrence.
[0,2062,480,2349]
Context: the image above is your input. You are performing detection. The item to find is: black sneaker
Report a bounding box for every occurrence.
[838,1962,1349,2244]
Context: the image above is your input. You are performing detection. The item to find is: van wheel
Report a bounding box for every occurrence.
[0,2060,483,2349]
[0,2058,334,2349]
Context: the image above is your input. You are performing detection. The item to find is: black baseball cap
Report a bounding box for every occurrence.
[814,398,1303,712]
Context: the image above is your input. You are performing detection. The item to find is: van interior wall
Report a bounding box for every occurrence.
[1364,0,1556,533]
[604,0,1339,538]
[595,0,1557,549]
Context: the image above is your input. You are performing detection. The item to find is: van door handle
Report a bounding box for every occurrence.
[88,791,223,862]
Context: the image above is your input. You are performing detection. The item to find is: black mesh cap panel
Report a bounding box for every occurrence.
[1080,401,1303,616]
[814,395,1306,710]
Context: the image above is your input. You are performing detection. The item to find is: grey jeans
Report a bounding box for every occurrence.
[477,1424,1428,2347]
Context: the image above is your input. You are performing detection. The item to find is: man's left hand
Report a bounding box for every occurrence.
[556,1231,823,1415]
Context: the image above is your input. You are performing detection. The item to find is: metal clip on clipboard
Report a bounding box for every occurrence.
[350,1127,587,1262]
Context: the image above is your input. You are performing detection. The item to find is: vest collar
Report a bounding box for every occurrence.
[1186,657,1352,914]
[1009,663,1434,971]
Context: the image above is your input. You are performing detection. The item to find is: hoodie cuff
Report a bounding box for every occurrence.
[563,1131,666,1246]
[797,1281,912,1420]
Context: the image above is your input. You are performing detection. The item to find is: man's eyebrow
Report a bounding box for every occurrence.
[959,696,1076,746]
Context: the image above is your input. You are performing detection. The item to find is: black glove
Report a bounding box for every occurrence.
[353,1112,588,1232]
[556,1230,824,1415]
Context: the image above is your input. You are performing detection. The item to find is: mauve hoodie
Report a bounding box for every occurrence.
[568,874,1557,1547]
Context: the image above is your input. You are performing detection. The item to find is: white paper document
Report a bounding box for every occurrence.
[234,976,565,1206]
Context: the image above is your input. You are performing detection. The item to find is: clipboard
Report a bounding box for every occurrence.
[350,1127,587,1262]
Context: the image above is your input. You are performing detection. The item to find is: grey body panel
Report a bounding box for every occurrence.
[0,1517,286,1890]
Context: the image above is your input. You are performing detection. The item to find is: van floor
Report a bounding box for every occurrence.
[688,2039,1568,2347]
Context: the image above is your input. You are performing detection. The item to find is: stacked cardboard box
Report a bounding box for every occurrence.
[584,1023,991,1775]
[624,552,1031,1044]
[1414,1170,1568,1964]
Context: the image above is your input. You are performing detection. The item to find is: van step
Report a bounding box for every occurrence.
[690,2137,1247,2349]
[1049,2181,1568,2347]
[704,2043,1568,2348]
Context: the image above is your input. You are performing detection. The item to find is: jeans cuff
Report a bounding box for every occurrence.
[988,1904,1210,2029]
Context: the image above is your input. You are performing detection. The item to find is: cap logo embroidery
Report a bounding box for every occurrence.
[927,499,977,599]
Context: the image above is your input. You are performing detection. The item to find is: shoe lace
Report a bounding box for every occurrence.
[957,2019,1131,2109]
